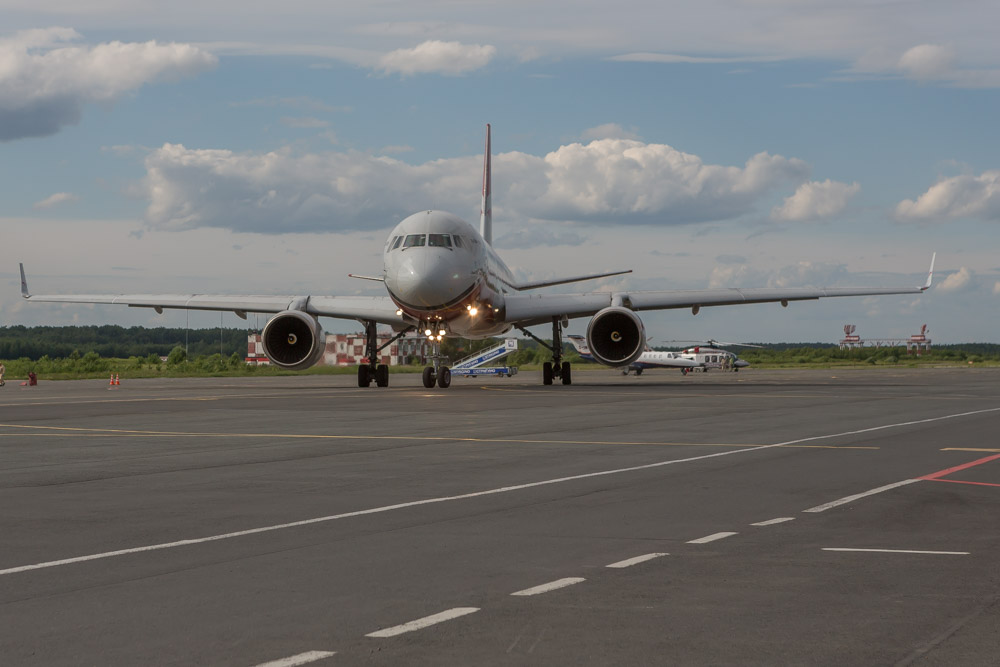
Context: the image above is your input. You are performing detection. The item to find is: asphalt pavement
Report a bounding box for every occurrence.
[1,367,998,665]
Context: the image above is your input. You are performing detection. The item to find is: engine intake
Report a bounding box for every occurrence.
[261,310,325,370]
[585,307,646,367]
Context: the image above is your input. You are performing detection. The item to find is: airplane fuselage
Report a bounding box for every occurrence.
[382,210,514,339]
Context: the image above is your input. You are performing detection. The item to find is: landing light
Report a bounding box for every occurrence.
[425,328,433,337]
[396,309,403,316]
[469,307,478,316]
[438,328,446,336]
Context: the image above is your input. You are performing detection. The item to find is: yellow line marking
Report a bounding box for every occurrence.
[0,423,877,449]
[942,448,1000,453]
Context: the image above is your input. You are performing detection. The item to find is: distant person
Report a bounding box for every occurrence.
[27,371,37,386]
[0,361,5,386]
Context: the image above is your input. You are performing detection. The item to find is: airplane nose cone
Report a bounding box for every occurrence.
[392,251,467,309]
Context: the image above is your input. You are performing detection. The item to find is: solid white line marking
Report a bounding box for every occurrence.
[803,479,920,513]
[5,407,997,577]
[751,517,795,526]
[253,651,336,667]
[365,607,479,638]
[511,577,586,596]
[606,553,668,569]
[687,532,737,544]
[823,548,969,555]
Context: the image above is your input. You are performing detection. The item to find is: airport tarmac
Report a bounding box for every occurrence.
[1,367,998,666]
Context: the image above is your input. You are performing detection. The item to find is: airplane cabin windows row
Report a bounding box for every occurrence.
[390,233,470,250]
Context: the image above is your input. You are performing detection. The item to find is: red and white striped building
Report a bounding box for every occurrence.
[247,332,431,366]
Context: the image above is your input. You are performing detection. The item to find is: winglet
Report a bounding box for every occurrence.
[19,263,30,298]
[921,252,936,291]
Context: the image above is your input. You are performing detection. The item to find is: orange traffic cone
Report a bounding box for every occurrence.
[110,373,115,386]
[115,374,120,385]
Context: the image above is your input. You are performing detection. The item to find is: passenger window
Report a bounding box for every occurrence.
[428,234,451,247]
[391,236,403,250]
[403,234,426,248]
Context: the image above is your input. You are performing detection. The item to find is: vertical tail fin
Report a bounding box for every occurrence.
[480,123,492,246]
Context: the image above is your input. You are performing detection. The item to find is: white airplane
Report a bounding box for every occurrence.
[568,334,701,375]
[19,125,935,389]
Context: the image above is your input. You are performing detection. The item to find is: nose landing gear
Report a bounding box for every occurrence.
[420,337,451,388]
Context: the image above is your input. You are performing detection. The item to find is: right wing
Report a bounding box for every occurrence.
[504,254,935,327]
[19,264,406,326]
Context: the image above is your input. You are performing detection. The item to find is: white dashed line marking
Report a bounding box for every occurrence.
[366,607,479,638]
[687,532,738,544]
[6,408,996,578]
[803,479,920,513]
[751,517,795,526]
[511,577,586,596]
[253,651,336,667]
[606,553,669,569]
[823,548,969,556]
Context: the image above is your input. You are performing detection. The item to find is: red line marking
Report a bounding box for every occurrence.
[920,453,1000,481]
[924,478,1000,488]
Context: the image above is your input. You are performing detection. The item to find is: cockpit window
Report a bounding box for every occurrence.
[453,235,463,248]
[428,233,452,248]
[402,234,426,248]
[391,236,403,250]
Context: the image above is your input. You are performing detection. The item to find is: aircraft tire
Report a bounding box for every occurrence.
[358,365,371,387]
[561,361,572,385]
[437,366,451,388]
[375,364,389,387]
[422,367,436,388]
[635,368,643,376]
[542,362,553,385]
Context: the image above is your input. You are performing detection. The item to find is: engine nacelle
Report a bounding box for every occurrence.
[585,306,646,367]
[261,310,325,370]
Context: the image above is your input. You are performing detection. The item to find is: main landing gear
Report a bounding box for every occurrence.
[420,338,451,388]
[517,316,572,386]
[357,321,414,388]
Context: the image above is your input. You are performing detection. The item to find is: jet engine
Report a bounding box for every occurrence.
[261,310,325,370]
[585,306,646,367]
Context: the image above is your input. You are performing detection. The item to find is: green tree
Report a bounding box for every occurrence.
[167,346,187,365]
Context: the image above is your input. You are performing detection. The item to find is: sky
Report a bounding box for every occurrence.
[3,1,1000,344]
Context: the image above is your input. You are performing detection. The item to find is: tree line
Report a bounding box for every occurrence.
[0,325,247,360]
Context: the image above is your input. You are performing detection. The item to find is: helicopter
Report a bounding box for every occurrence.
[662,340,762,374]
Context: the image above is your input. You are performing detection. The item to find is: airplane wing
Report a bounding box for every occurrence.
[503,254,935,328]
[19,264,405,326]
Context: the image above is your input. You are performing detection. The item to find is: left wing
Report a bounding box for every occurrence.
[19,264,405,326]
[503,254,935,327]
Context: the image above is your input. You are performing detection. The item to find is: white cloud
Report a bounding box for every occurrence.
[938,267,973,292]
[379,40,495,76]
[33,192,78,209]
[771,179,860,222]
[0,27,217,141]
[137,138,815,235]
[895,171,1000,221]
[580,123,640,141]
[898,44,956,81]
[766,261,850,289]
[280,117,329,129]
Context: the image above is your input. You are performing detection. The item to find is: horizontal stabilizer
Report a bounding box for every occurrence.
[348,273,386,282]
[514,269,632,291]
